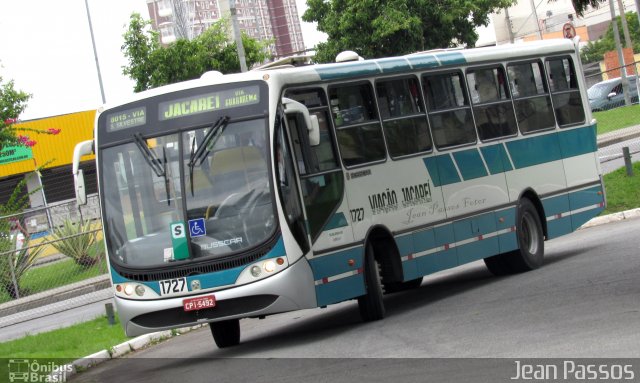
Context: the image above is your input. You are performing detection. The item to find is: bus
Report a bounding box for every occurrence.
[72,38,604,348]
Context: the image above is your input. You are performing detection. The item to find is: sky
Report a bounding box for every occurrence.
[0,0,327,121]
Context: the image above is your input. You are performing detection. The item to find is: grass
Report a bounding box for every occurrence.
[594,104,640,135]
[0,252,108,304]
[0,315,129,361]
[601,161,640,215]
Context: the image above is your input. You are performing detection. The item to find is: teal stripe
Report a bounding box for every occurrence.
[406,54,440,70]
[315,274,365,307]
[316,61,381,81]
[308,246,364,280]
[506,133,562,169]
[437,52,466,66]
[423,154,461,187]
[323,212,348,231]
[558,126,597,158]
[480,144,512,174]
[377,57,411,73]
[453,149,488,180]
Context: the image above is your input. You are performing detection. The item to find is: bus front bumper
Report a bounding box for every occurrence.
[115,258,317,337]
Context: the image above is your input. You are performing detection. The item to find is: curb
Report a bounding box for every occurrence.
[48,325,205,381]
[596,129,640,149]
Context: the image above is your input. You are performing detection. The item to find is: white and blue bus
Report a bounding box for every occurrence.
[73,38,604,348]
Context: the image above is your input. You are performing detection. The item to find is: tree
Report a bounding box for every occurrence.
[122,13,272,92]
[0,77,31,151]
[568,0,605,17]
[302,0,516,63]
[580,12,640,64]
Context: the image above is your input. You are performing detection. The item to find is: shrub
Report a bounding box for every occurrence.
[50,220,101,268]
[0,236,44,299]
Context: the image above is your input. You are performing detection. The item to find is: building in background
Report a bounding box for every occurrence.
[146,0,305,58]
[479,0,638,47]
[0,111,97,233]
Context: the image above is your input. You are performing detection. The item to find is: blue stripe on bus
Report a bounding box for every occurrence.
[406,54,440,70]
[377,57,412,74]
[506,133,563,169]
[454,212,499,264]
[323,212,349,231]
[437,52,467,66]
[542,194,573,239]
[568,185,604,230]
[453,148,488,180]
[423,154,461,187]
[495,207,518,253]
[480,144,513,174]
[558,125,597,158]
[315,61,381,81]
[316,274,365,307]
[309,246,365,307]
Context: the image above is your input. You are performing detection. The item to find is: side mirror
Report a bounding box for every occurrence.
[72,140,94,206]
[282,97,319,146]
[608,92,616,99]
[75,169,87,206]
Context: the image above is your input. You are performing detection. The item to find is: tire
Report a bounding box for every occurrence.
[383,277,423,294]
[357,242,385,321]
[484,198,544,275]
[210,319,240,348]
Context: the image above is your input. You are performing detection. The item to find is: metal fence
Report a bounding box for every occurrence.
[0,194,110,329]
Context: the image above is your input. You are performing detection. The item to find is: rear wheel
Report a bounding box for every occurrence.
[210,319,240,348]
[357,242,385,321]
[484,198,544,275]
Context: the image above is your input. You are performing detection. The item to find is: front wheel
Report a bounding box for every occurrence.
[357,242,385,321]
[210,319,240,348]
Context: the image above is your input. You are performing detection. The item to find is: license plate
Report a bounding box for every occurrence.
[159,277,187,296]
[183,295,216,312]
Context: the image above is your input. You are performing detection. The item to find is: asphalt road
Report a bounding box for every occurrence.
[70,217,640,382]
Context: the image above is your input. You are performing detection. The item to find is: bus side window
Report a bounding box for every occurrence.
[375,76,432,157]
[466,66,518,140]
[546,57,585,127]
[283,88,345,242]
[329,82,386,166]
[507,61,556,134]
[422,72,477,149]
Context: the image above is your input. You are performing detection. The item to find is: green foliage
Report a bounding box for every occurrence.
[594,104,640,134]
[0,76,31,150]
[50,220,103,268]
[602,161,640,215]
[581,12,640,64]
[122,13,272,92]
[569,0,606,17]
[303,0,516,63]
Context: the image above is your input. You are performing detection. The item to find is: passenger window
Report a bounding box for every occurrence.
[375,77,432,157]
[329,83,386,166]
[507,61,556,134]
[546,57,585,127]
[283,88,345,243]
[423,72,476,149]
[467,66,518,140]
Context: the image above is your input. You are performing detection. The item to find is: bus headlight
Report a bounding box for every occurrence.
[236,257,289,285]
[114,282,159,299]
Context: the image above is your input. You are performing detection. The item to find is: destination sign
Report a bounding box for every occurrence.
[107,107,147,132]
[159,86,260,121]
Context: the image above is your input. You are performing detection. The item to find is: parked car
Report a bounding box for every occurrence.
[588,76,639,111]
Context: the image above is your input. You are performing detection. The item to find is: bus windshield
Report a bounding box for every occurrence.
[101,117,274,268]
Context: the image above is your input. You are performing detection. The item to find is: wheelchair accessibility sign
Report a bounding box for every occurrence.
[188,218,206,238]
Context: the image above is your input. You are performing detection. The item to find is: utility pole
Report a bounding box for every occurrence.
[230,0,248,72]
[610,0,632,106]
[505,7,515,43]
[83,0,106,104]
[529,0,543,40]
[617,0,633,48]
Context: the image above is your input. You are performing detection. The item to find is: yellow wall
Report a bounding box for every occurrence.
[0,110,96,178]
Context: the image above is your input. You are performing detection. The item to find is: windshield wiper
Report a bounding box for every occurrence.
[188,116,230,196]
[133,133,171,205]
